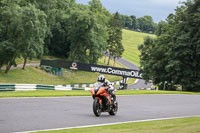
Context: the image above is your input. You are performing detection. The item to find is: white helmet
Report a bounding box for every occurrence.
[97,75,105,83]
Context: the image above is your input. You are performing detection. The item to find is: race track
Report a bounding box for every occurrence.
[0,95,200,133]
[116,58,153,89]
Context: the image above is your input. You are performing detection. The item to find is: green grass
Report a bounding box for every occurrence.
[126,78,136,85]
[0,90,90,97]
[122,29,156,66]
[0,66,122,85]
[98,56,126,68]
[15,56,67,64]
[34,117,200,133]
[0,90,200,98]
[0,56,125,85]
[115,90,200,95]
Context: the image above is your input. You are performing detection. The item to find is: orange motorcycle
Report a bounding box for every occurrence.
[90,83,118,117]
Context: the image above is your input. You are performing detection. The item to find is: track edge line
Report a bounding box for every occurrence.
[16,115,200,133]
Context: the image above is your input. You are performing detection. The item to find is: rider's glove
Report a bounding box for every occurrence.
[105,87,109,92]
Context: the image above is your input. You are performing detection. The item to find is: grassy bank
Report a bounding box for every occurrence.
[34,117,200,133]
[0,30,152,85]
[0,56,125,85]
[122,29,156,66]
[0,66,122,85]
[0,90,200,98]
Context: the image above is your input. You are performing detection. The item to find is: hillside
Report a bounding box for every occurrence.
[0,30,153,85]
[0,58,123,85]
[122,29,156,66]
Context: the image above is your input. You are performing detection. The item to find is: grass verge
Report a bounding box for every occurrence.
[34,117,200,133]
[0,57,125,85]
[0,90,200,98]
[0,90,90,98]
[0,66,122,85]
[122,29,156,66]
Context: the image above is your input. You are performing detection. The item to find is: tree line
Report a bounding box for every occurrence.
[0,0,124,73]
[120,14,157,34]
[139,0,200,91]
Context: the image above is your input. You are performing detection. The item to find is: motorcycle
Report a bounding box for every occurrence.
[90,82,118,117]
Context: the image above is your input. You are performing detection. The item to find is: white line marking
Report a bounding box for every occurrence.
[16,115,200,133]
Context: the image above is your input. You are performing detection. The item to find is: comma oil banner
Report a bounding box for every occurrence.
[40,60,142,79]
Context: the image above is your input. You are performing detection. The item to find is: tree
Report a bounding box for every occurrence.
[165,0,200,91]
[107,12,124,66]
[46,0,75,58]
[19,4,47,70]
[139,36,174,90]
[120,14,132,29]
[88,0,103,12]
[0,1,23,73]
[130,15,137,30]
[48,20,70,58]
[0,0,47,73]
[155,21,167,36]
[137,15,156,33]
[139,0,200,91]
[29,0,76,56]
[67,3,108,64]
[0,41,17,70]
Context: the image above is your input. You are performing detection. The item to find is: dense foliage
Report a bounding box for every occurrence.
[67,0,109,64]
[107,12,124,65]
[0,0,47,73]
[139,0,200,91]
[0,0,124,73]
[0,0,158,74]
[120,14,157,33]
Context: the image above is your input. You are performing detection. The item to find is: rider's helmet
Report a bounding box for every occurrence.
[97,75,105,83]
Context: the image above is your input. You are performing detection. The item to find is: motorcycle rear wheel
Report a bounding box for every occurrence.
[93,98,102,117]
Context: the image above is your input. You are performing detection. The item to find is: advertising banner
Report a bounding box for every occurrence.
[40,60,142,79]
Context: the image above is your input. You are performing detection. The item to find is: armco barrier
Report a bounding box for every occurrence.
[0,80,125,92]
[0,84,16,92]
[0,84,15,89]
[0,84,91,92]
[36,85,55,90]
[0,84,153,92]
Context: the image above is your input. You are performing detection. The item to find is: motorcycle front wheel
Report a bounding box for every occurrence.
[93,98,102,117]
[109,101,118,115]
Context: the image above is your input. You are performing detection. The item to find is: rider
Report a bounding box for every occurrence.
[96,75,116,103]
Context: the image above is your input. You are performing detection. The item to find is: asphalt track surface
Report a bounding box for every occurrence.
[116,58,153,89]
[1,95,200,133]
